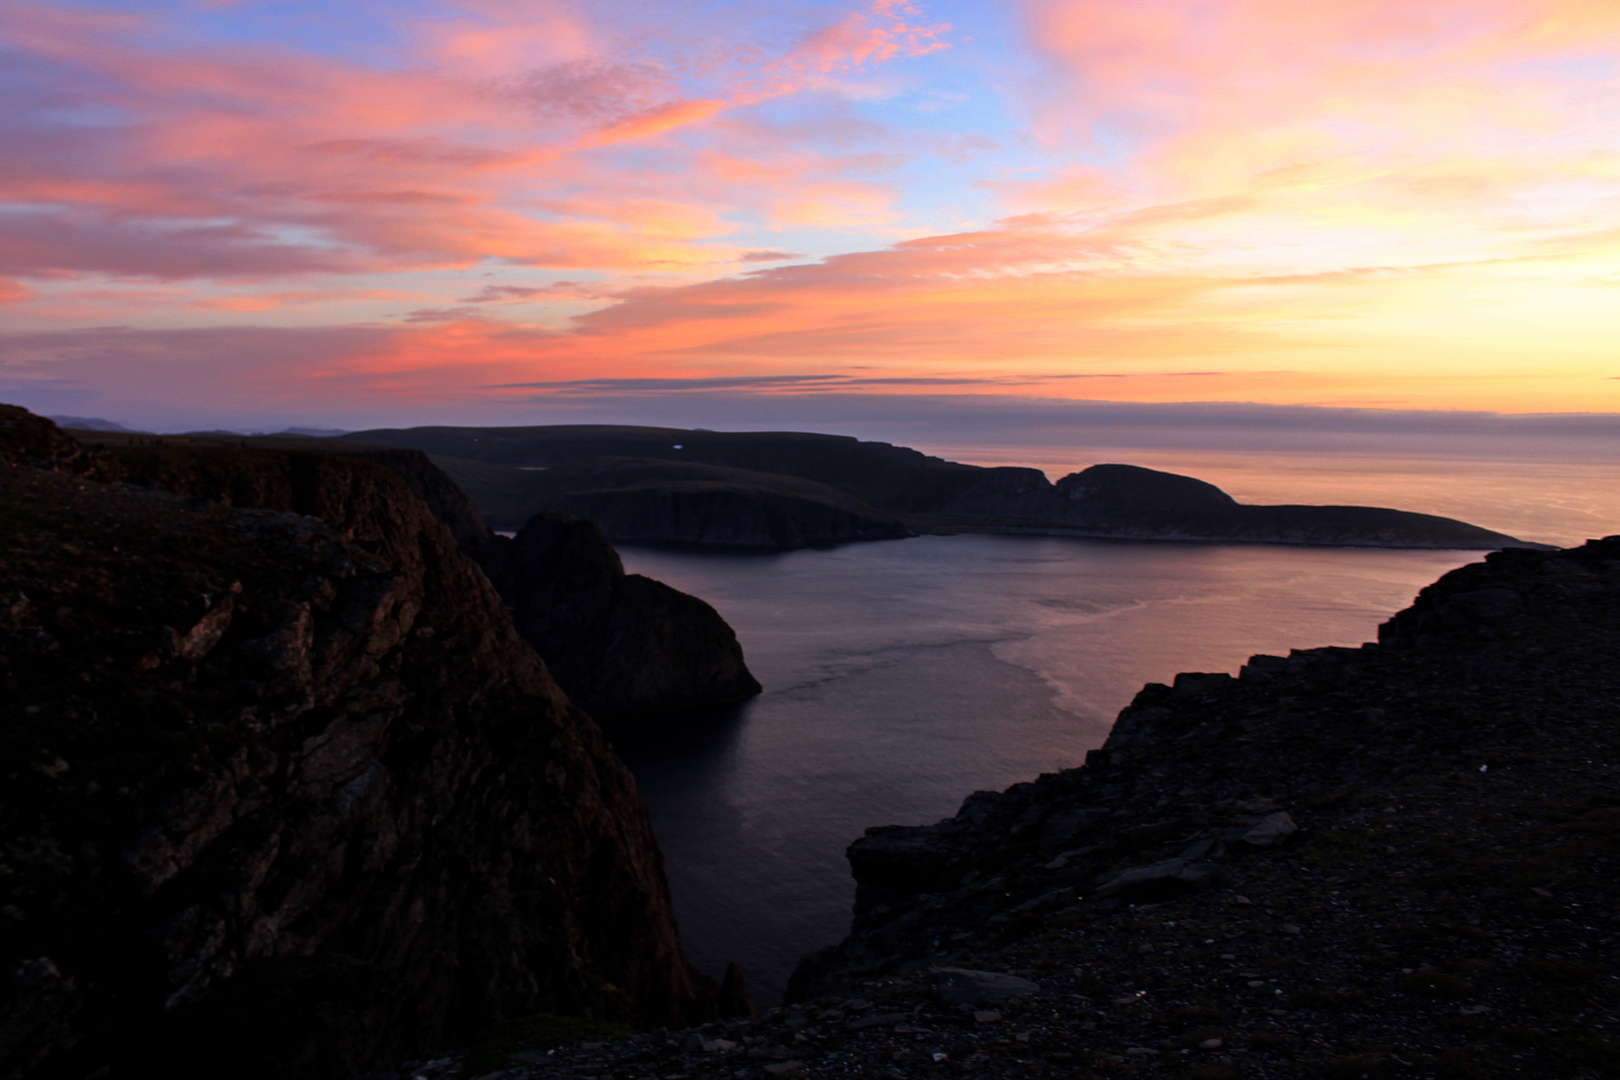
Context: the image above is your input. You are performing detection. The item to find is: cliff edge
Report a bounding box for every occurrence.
[480,512,763,725]
[58,426,764,735]
[0,407,719,1079]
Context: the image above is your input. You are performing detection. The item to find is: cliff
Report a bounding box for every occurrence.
[0,407,719,1080]
[340,424,1539,550]
[55,428,503,560]
[478,512,762,725]
[59,427,763,733]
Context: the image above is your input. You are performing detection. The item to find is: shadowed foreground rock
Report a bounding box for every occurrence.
[0,406,718,1080]
[481,512,762,726]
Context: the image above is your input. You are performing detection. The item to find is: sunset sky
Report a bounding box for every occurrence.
[4,0,1620,431]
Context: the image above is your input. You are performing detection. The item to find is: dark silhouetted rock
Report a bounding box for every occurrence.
[491,512,762,725]
[435,456,914,549]
[0,410,717,1080]
[341,424,1544,550]
[1093,858,1225,901]
[717,962,756,1019]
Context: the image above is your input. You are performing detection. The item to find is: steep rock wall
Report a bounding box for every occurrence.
[484,513,762,725]
[0,409,717,1079]
[74,431,764,728]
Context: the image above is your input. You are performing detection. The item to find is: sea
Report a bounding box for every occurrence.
[613,448,1618,1006]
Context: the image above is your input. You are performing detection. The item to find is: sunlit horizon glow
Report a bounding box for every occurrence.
[4,0,1620,426]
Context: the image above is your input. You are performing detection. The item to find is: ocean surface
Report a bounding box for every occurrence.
[613,450,1618,1006]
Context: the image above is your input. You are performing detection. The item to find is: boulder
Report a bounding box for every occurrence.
[1241,812,1299,847]
[1093,859,1226,902]
[929,968,1040,1005]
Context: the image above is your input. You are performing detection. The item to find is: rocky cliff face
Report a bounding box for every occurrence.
[479,513,762,726]
[0,408,718,1080]
[65,428,763,730]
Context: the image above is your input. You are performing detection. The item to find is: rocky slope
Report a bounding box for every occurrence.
[478,512,762,726]
[340,425,1536,550]
[466,534,1620,1080]
[0,407,721,1080]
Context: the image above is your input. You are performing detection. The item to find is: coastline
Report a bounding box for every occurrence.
[458,535,1620,1079]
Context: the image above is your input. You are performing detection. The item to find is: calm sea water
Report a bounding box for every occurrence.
[613,451,1618,1006]
[617,539,1462,1004]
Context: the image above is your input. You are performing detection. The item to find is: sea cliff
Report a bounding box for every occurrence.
[479,512,762,725]
[56,426,765,734]
[0,407,723,1079]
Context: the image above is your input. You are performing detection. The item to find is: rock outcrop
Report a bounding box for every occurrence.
[0,407,718,1080]
[57,426,764,733]
[342,424,1541,550]
[479,512,763,726]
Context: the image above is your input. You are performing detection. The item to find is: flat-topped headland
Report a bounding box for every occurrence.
[334,423,1542,551]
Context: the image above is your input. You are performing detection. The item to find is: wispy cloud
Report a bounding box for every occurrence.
[0,0,946,282]
[3,0,1619,419]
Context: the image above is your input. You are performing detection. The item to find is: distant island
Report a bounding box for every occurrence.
[328,423,1545,552]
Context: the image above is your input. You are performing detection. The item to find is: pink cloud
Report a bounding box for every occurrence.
[0,0,944,284]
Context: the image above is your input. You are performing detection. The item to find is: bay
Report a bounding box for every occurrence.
[617,535,1472,1006]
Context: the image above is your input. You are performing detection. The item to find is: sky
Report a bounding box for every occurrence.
[4,0,1620,434]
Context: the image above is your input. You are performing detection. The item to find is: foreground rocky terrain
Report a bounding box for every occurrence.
[341,424,1537,551]
[0,407,725,1079]
[442,535,1619,1079]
